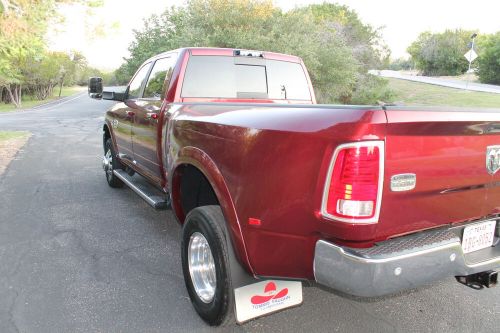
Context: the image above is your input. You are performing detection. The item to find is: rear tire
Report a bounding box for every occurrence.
[103,138,124,188]
[181,206,235,326]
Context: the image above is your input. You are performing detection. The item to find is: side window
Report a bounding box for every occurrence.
[143,57,175,99]
[128,63,151,99]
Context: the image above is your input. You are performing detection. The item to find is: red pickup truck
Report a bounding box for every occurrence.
[89,47,500,325]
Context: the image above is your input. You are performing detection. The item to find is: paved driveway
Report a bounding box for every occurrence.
[0,94,499,332]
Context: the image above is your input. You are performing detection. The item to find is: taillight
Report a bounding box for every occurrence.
[321,141,384,223]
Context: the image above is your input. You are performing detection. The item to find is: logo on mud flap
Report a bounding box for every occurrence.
[486,146,500,175]
[250,282,289,306]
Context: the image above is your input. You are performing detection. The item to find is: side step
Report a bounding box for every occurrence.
[113,169,170,210]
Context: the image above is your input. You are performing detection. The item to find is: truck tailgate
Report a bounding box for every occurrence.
[378,107,500,240]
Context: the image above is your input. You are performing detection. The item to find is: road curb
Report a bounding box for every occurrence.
[0,92,87,116]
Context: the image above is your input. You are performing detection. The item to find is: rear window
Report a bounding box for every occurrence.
[181,55,311,100]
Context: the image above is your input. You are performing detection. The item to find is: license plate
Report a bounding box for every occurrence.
[461,220,497,254]
[234,280,302,324]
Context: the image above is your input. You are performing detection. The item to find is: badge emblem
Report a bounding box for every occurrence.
[390,173,416,192]
[486,145,500,175]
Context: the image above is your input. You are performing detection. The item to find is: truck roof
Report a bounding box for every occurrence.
[149,47,302,64]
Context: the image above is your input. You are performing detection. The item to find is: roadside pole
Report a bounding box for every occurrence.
[465,33,478,90]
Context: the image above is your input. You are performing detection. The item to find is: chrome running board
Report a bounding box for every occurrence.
[113,169,170,210]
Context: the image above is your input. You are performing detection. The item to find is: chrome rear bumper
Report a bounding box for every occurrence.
[314,227,500,297]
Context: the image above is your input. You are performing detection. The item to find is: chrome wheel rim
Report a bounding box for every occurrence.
[103,149,113,179]
[188,232,217,303]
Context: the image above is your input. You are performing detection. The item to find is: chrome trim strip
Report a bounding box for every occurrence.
[320,141,385,224]
[118,145,134,154]
[131,150,160,166]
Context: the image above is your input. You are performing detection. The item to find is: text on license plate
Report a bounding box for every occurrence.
[461,220,496,254]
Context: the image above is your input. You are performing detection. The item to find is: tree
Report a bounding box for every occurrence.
[116,0,392,104]
[297,3,392,103]
[407,29,475,76]
[262,8,360,103]
[22,51,79,99]
[477,32,500,84]
[0,0,50,106]
[305,3,389,70]
[0,0,100,107]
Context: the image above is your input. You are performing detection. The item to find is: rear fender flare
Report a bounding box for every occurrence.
[102,121,118,153]
[170,146,254,276]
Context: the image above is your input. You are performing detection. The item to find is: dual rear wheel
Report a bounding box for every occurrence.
[102,137,235,326]
[181,206,235,326]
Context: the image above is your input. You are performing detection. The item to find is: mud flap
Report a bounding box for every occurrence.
[234,280,303,324]
[216,216,303,323]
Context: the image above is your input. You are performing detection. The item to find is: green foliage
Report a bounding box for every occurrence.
[350,74,394,105]
[116,0,390,104]
[477,32,500,84]
[306,3,389,71]
[0,0,102,106]
[407,29,476,76]
[21,51,80,99]
[387,57,413,71]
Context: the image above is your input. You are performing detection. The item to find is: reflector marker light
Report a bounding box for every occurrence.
[248,218,262,226]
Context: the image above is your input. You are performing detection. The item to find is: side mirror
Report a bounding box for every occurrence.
[88,77,103,99]
[102,86,128,102]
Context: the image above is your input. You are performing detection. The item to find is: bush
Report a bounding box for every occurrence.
[387,58,413,71]
[408,30,475,76]
[349,74,394,105]
[477,32,500,84]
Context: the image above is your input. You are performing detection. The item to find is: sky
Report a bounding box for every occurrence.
[48,0,500,70]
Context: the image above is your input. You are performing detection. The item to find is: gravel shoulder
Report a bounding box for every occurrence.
[0,132,31,176]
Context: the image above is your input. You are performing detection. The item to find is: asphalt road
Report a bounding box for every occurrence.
[372,70,500,94]
[0,94,499,333]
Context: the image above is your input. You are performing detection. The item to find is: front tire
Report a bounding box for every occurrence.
[181,206,235,326]
[103,138,124,188]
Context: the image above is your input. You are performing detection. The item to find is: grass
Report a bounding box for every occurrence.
[0,86,86,113]
[387,78,500,108]
[0,131,30,142]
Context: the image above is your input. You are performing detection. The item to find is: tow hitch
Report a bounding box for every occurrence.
[456,271,498,289]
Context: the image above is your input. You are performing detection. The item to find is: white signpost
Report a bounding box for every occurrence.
[465,33,478,89]
[464,49,478,64]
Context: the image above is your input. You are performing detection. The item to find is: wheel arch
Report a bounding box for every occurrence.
[170,146,254,275]
[103,121,118,154]
[103,123,111,151]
